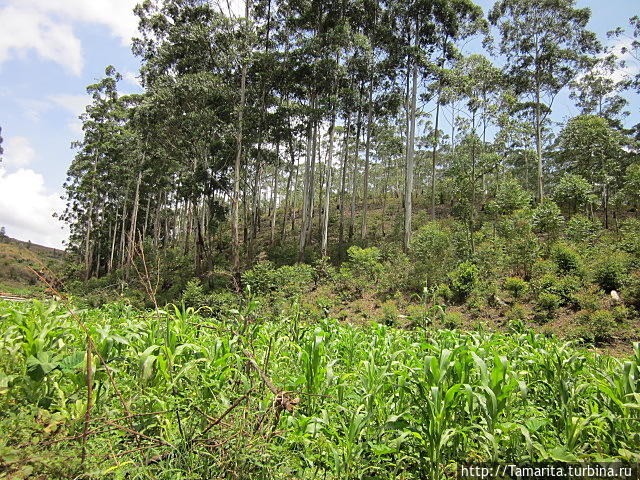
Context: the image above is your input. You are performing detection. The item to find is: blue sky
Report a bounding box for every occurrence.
[0,0,637,248]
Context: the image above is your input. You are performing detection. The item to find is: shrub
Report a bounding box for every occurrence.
[531,199,564,239]
[241,261,277,293]
[434,284,453,304]
[503,277,529,299]
[505,303,529,323]
[207,291,238,316]
[535,292,561,322]
[565,214,599,245]
[181,278,207,309]
[380,301,400,326]
[442,311,463,329]
[379,250,412,294]
[533,273,581,305]
[568,286,604,312]
[552,174,596,215]
[575,309,615,343]
[410,223,453,287]
[591,252,629,292]
[489,178,532,215]
[274,264,315,296]
[621,271,640,309]
[448,261,479,302]
[550,243,583,275]
[242,261,315,296]
[344,246,383,282]
[620,219,640,259]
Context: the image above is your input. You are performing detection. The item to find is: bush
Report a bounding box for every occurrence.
[410,223,453,287]
[344,246,383,282]
[533,273,581,305]
[242,261,315,296]
[448,261,479,302]
[489,178,532,215]
[550,243,583,275]
[503,277,529,299]
[591,252,629,292]
[621,271,640,309]
[535,292,561,322]
[380,300,400,326]
[565,214,599,245]
[568,286,604,312]
[575,309,615,343]
[442,311,463,330]
[531,199,564,239]
[181,278,207,309]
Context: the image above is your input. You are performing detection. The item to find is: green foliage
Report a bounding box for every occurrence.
[552,174,596,215]
[565,215,599,245]
[448,261,479,302]
[344,246,383,282]
[591,252,629,292]
[531,199,564,239]
[181,278,207,309]
[533,273,581,305]
[2,299,640,478]
[535,292,562,321]
[620,219,640,259]
[621,272,640,309]
[410,223,453,287]
[575,309,615,344]
[488,178,532,215]
[442,311,463,329]
[241,260,314,296]
[550,243,583,275]
[380,300,400,326]
[503,277,529,299]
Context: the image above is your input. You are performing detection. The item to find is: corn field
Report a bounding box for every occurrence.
[0,299,639,479]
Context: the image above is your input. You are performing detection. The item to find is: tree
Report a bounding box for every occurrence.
[569,53,629,125]
[555,115,629,228]
[489,0,600,201]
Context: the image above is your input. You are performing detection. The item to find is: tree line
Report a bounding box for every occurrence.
[61,0,640,280]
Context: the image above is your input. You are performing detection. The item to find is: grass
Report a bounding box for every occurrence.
[0,299,639,479]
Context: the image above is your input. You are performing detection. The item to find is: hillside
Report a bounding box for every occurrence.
[0,236,65,297]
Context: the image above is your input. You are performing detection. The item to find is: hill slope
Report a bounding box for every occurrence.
[0,237,65,297]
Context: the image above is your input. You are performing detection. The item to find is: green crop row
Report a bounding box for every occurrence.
[0,299,638,479]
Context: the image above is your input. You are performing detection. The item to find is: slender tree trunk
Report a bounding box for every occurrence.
[127,170,143,264]
[349,95,363,242]
[404,55,418,252]
[281,132,296,241]
[270,142,280,244]
[321,111,336,257]
[232,0,251,272]
[298,117,314,258]
[338,112,351,257]
[362,82,373,239]
[430,100,440,221]
[534,76,543,202]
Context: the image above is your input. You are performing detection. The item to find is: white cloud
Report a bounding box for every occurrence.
[0,166,68,248]
[2,136,36,169]
[0,5,83,75]
[0,0,139,75]
[49,94,88,135]
[123,71,141,87]
[608,37,640,81]
[23,0,140,46]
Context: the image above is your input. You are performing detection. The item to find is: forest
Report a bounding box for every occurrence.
[1,0,640,478]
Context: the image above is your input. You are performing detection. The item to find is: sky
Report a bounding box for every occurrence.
[0,0,637,249]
